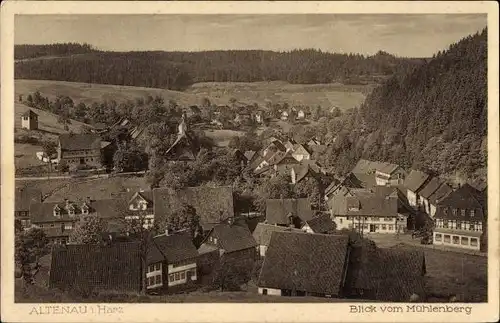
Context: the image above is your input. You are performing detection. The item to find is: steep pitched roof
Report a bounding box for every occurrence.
[428,182,453,204]
[303,213,335,233]
[404,170,430,193]
[347,244,426,301]
[434,184,486,221]
[469,178,487,192]
[352,159,401,176]
[148,232,198,264]
[164,133,199,161]
[418,177,441,199]
[21,109,38,118]
[244,150,257,162]
[209,222,257,253]
[258,231,349,296]
[292,164,319,183]
[58,133,101,151]
[153,186,234,231]
[265,198,313,225]
[329,194,399,217]
[29,198,128,223]
[15,187,42,212]
[49,242,142,293]
[292,144,312,156]
[252,223,302,247]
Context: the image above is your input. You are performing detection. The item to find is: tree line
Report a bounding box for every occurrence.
[15,43,97,60]
[15,46,425,90]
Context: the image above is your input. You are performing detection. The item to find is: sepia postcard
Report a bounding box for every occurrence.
[1,1,499,322]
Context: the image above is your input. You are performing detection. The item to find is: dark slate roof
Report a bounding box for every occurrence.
[274,151,299,166]
[428,182,453,204]
[352,159,400,175]
[265,198,313,225]
[348,244,426,301]
[304,214,335,233]
[329,194,398,217]
[49,242,142,293]
[292,143,312,156]
[164,133,199,161]
[21,109,38,117]
[292,164,319,183]
[148,232,198,265]
[209,222,257,253]
[418,177,441,199]
[434,184,486,221]
[15,187,42,212]
[404,170,430,193]
[252,223,302,247]
[258,231,349,296]
[59,133,101,151]
[153,186,234,231]
[469,178,487,192]
[30,198,128,223]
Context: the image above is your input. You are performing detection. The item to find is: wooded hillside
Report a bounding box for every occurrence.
[315,28,487,182]
[15,46,424,90]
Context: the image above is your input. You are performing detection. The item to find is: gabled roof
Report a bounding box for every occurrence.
[208,222,257,253]
[59,133,101,151]
[347,243,426,301]
[292,144,312,156]
[428,182,453,204]
[49,242,142,293]
[252,223,302,247]
[30,198,128,223]
[153,186,234,231]
[469,178,487,192]
[292,164,319,183]
[434,184,486,221]
[418,177,441,199]
[265,140,287,154]
[329,194,399,217]
[265,198,313,225]
[21,109,38,118]
[258,231,349,296]
[404,170,430,193]
[148,232,198,264]
[15,187,42,212]
[352,159,401,176]
[164,133,199,161]
[274,151,299,166]
[244,150,257,162]
[303,213,335,233]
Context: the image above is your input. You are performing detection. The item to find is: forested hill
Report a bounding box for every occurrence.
[320,28,487,182]
[14,45,425,90]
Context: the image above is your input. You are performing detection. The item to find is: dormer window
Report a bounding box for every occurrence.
[53,205,61,217]
[68,208,75,216]
[470,209,475,217]
[443,207,448,215]
[81,203,89,215]
[452,209,457,216]
[460,209,466,217]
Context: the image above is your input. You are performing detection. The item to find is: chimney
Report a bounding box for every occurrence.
[165,228,170,236]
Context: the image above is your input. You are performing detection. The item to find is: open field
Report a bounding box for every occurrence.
[16,79,373,112]
[42,176,150,202]
[14,143,46,169]
[390,244,487,302]
[188,81,373,110]
[203,129,245,147]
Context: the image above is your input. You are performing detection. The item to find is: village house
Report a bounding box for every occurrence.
[15,187,42,230]
[57,133,103,169]
[152,185,234,232]
[432,184,486,251]
[257,231,350,298]
[230,148,249,166]
[243,150,258,165]
[301,213,336,234]
[290,161,324,184]
[280,110,289,121]
[307,137,321,146]
[296,109,306,120]
[282,138,297,152]
[117,190,155,229]
[417,177,442,215]
[164,113,199,161]
[29,197,129,244]
[197,220,257,287]
[428,182,454,217]
[146,231,199,293]
[21,109,38,130]
[261,140,287,159]
[404,170,431,208]
[329,187,410,235]
[254,111,264,124]
[252,223,303,257]
[265,198,314,228]
[351,159,406,187]
[90,122,109,134]
[291,144,312,162]
[49,241,143,293]
[324,173,365,201]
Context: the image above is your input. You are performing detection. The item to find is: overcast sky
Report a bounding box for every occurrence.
[15,14,487,57]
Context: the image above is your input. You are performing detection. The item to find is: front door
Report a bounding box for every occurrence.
[369,224,376,233]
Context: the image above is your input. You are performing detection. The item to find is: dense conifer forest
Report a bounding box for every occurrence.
[15,44,425,89]
[315,28,487,182]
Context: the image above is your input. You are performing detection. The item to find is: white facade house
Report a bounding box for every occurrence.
[21,109,39,130]
[404,170,430,208]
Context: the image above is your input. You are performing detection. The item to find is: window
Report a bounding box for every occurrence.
[363,224,368,230]
[174,272,180,280]
[449,220,456,229]
[346,216,351,221]
[213,238,218,244]
[155,263,161,271]
[443,221,449,228]
[180,271,186,280]
[50,224,54,227]
[452,236,459,244]
[470,238,478,247]
[375,225,379,230]
[262,289,268,295]
[388,225,393,231]
[470,209,475,217]
[68,209,75,216]
[461,237,468,245]
[169,274,175,282]
[148,265,154,273]
[444,235,451,243]
[155,275,162,285]
[64,224,73,230]
[435,233,442,241]
[364,217,369,221]
[452,209,457,216]
[443,207,448,215]
[382,225,387,230]
[461,209,466,217]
